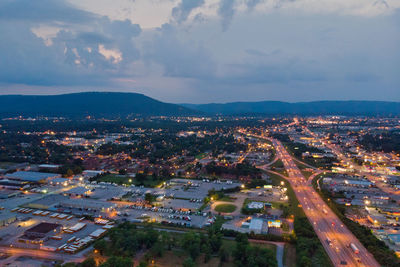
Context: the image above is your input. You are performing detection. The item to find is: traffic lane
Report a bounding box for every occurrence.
[273,142,374,266]
[251,134,379,266]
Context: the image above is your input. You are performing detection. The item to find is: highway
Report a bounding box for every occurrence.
[246,132,379,267]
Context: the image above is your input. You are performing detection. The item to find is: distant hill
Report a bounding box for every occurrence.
[0,92,197,118]
[182,101,400,116]
[1,92,398,118]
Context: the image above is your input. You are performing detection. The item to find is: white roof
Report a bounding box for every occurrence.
[90,229,107,238]
[249,218,264,230]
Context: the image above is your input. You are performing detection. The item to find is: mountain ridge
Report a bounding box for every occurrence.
[0,92,399,117]
[182,100,400,115]
[0,92,197,118]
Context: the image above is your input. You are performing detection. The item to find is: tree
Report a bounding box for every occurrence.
[100,256,132,267]
[233,233,249,261]
[209,232,222,252]
[182,232,201,259]
[219,246,229,263]
[151,241,165,257]
[299,256,312,267]
[80,258,96,267]
[144,193,154,204]
[66,168,74,177]
[94,239,107,255]
[201,243,212,263]
[160,231,173,250]
[183,257,196,267]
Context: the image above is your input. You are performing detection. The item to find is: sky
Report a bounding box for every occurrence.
[0,0,399,103]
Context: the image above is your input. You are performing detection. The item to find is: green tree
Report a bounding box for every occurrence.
[144,193,154,204]
[100,256,132,267]
[183,257,196,267]
[299,256,312,267]
[151,241,165,257]
[66,168,74,177]
[182,232,201,259]
[219,246,229,263]
[94,239,107,255]
[80,258,96,267]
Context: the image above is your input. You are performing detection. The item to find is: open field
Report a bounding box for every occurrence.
[214,203,237,213]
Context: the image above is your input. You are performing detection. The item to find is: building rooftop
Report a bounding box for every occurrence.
[25,222,61,234]
[4,171,60,182]
[249,218,264,231]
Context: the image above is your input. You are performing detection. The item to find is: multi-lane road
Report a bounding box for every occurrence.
[246,132,379,267]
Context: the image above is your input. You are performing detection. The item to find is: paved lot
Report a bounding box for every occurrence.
[122,207,208,227]
[0,210,104,251]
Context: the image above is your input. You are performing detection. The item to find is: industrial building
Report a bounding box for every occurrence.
[4,171,61,184]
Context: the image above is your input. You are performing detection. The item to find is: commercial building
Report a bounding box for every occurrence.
[4,171,61,184]
[59,198,116,213]
[20,222,62,243]
[241,217,268,234]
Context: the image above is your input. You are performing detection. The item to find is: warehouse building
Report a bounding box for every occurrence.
[20,222,62,243]
[4,171,61,184]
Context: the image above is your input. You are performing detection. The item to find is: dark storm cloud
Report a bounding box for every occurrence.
[0,0,95,23]
[0,0,141,86]
[172,0,205,23]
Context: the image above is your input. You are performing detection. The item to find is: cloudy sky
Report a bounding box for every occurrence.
[0,0,399,103]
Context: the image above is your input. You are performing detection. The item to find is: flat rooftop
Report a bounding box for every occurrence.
[26,222,61,234]
[4,171,60,182]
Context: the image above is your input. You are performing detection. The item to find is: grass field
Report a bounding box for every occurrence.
[214,203,237,213]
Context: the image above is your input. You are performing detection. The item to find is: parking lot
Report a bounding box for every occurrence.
[0,207,109,254]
